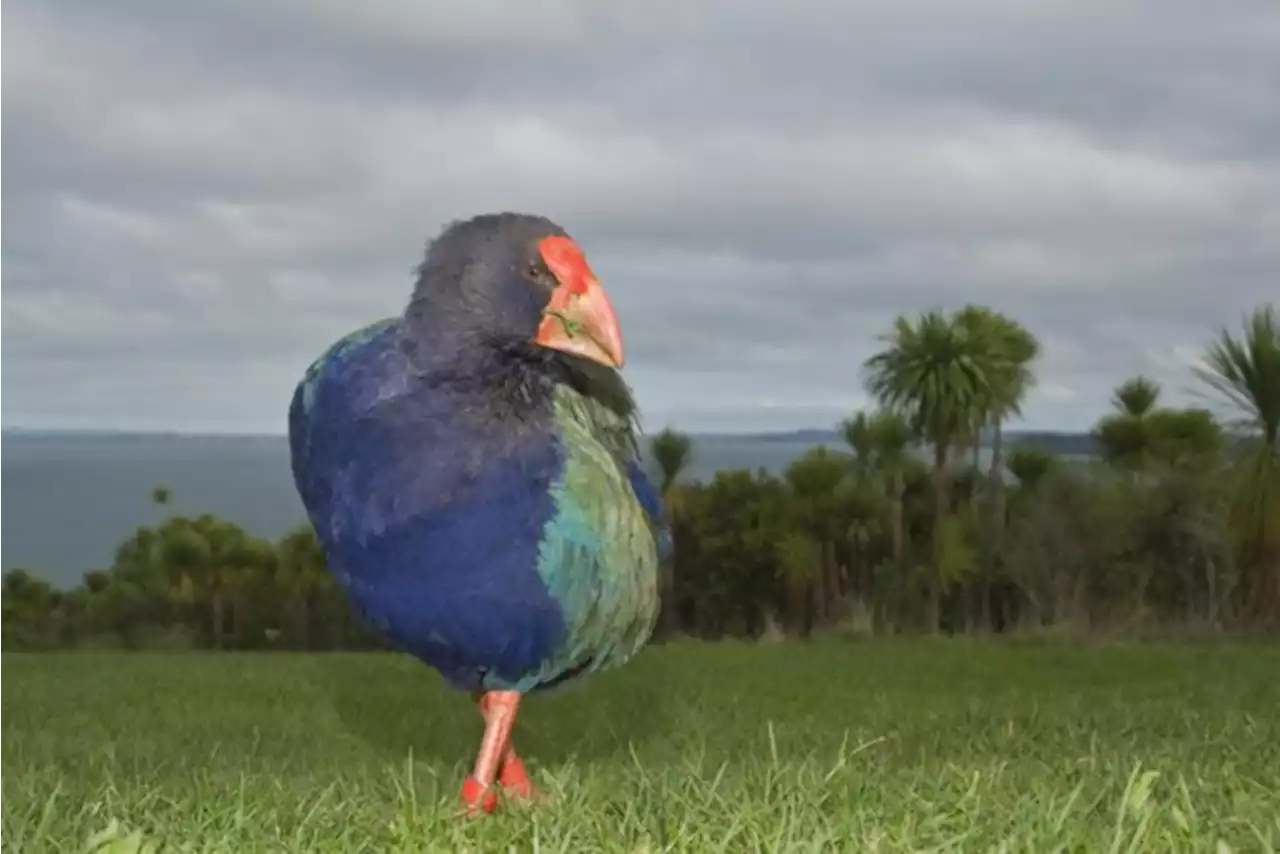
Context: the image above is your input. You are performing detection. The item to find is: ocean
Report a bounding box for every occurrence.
[3,430,872,586]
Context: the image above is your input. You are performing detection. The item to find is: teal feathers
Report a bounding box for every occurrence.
[528,380,662,690]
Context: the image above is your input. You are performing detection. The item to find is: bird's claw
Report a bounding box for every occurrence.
[459,777,498,816]
[502,777,551,805]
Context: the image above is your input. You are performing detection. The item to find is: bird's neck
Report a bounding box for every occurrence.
[397,305,553,421]
[399,295,634,428]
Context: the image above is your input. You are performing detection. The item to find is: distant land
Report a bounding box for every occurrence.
[702,428,1099,457]
[1,428,1096,586]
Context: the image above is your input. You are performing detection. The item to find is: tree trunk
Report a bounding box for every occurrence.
[987,419,1007,539]
[804,582,817,637]
[980,419,1006,636]
[823,540,840,624]
[231,595,244,649]
[929,442,948,634]
[743,601,761,638]
[660,561,677,635]
[969,430,982,513]
[791,578,814,637]
[210,590,225,650]
[891,472,905,568]
[294,593,310,650]
[965,585,981,633]
[1206,553,1219,626]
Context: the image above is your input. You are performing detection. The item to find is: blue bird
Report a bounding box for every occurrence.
[287,213,669,813]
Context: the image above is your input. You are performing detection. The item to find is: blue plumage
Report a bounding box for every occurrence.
[626,460,673,561]
[287,213,667,698]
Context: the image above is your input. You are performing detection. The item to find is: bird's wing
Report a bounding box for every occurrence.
[288,317,400,513]
[624,459,673,561]
[534,390,664,685]
[542,354,671,556]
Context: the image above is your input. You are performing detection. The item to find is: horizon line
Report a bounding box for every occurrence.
[1,425,1097,439]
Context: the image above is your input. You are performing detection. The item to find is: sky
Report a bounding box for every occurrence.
[3,0,1278,435]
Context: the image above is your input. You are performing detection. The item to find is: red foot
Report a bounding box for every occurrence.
[499,756,530,790]
[498,756,548,801]
[460,777,498,815]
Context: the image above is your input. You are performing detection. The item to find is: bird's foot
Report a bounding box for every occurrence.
[459,689,527,816]
[498,755,550,803]
[459,777,499,815]
[457,772,545,818]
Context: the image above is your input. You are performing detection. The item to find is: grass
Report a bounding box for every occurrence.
[3,639,1279,852]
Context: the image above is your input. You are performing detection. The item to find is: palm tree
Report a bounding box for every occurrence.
[982,313,1039,519]
[863,310,1000,631]
[867,409,913,568]
[150,486,173,525]
[276,524,330,649]
[1094,376,1163,470]
[1006,446,1059,493]
[1194,303,1280,620]
[954,307,1041,586]
[649,428,693,495]
[1113,375,1161,418]
[1145,407,1224,471]
[840,412,876,479]
[1195,304,1280,458]
[954,306,996,478]
[784,447,852,624]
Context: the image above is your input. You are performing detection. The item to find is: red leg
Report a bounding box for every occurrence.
[469,691,548,804]
[459,690,520,814]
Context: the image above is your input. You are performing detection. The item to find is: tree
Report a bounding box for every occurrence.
[12,304,1280,648]
[684,470,786,637]
[840,412,876,479]
[649,428,693,495]
[977,311,1039,530]
[783,447,853,626]
[863,310,1002,631]
[2,569,60,648]
[1145,408,1224,471]
[1094,376,1164,470]
[954,306,1041,628]
[954,306,999,476]
[1095,379,1225,475]
[276,524,331,649]
[1195,303,1280,623]
[1113,375,1162,419]
[1006,446,1059,493]
[867,409,913,569]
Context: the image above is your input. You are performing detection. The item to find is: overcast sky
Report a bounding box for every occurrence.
[3,0,1277,434]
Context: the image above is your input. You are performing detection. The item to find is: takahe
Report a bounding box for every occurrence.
[287,212,670,813]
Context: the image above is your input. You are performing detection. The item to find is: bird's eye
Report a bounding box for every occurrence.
[527,261,557,293]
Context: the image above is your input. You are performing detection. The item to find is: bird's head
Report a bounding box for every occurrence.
[407,212,625,370]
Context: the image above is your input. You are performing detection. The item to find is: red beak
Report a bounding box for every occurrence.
[535,277,625,368]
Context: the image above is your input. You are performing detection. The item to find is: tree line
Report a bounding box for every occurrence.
[4,303,1277,649]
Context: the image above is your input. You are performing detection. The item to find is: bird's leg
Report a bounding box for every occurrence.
[469,691,547,802]
[460,690,521,814]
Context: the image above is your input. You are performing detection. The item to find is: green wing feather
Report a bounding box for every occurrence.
[528,372,662,691]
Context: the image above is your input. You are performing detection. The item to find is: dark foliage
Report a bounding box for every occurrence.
[6,304,1277,648]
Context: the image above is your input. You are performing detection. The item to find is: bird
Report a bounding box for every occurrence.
[286,212,670,814]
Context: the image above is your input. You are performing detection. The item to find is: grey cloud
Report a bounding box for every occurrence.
[3,0,1278,434]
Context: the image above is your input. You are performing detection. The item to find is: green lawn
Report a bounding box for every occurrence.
[3,641,1278,852]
